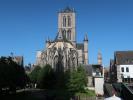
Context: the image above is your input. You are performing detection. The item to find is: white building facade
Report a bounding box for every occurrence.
[117,65,133,82]
[111,51,133,83]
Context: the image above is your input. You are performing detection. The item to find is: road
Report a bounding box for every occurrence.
[1,88,50,100]
[1,88,105,100]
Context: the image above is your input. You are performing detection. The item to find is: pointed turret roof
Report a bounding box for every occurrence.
[46,36,50,42]
[98,50,102,59]
[84,33,88,41]
[60,6,75,13]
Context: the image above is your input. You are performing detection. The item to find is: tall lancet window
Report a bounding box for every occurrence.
[67,30,71,40]
[62,30,66,38]
[68,16,71,27]
[63,16,66,27]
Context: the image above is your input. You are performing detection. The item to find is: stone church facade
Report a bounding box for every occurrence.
[36,7,88,71]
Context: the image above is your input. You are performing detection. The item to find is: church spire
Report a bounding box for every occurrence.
[84,33,88,41]
[98,50,102,65]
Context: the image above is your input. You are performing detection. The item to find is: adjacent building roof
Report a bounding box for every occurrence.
[84,65,93,76]
[110,59,114,65]
[85,64,103,76]
[115,51,133,65]
[13,56,23,66]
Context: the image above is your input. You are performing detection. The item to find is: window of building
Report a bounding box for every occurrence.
[67,32,70,40]
[68,16,71,27]
[67,30,71,40]
[62,30,66,38]
[131,78,133,82]
[63,16,66,27]
[126,67,129,72]
[125,78,128,82]
[121,67,124,72]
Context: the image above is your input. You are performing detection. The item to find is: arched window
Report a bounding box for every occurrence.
[67,30,71,40]
[62,30,66,38]
[68,16,71,27]
[63,16,66,27]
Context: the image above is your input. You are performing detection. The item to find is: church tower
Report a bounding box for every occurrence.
[84,34,88,65]
[58,7,76,46]
[98,51,102,65]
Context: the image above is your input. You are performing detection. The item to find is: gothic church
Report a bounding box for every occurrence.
[36,7,88,71]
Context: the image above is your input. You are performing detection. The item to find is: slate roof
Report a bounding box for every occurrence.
[54,32,73,45]
[76,43,84,50]
[115,51,133,65]
[85,64,103,76]
[84,65,92,76]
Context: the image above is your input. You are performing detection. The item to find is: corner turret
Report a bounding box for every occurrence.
[46,37,50,48]
[84,33,88,65]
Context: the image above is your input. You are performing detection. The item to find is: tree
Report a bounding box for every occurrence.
[67,65,88,93]
[77,65,88,88]
[37,64,55,89]
[0,56,27,93]
[29,66,41,84]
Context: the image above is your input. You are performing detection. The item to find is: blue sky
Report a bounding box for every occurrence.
[0,0,133,66]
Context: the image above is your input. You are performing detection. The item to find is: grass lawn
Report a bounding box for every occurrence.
[75,90,96,97]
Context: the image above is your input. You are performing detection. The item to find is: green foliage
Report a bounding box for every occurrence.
[75,90,95,97]
[31,64,89,99]
[77,65,88,87]
[29,66,41,83]
[37,64,55,89]
[0,56,27,90]
[53,71,68,90]
[67,65,88,93]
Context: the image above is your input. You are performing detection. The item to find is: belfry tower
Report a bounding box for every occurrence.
[98,51,102,65]
[58,7,76,46]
